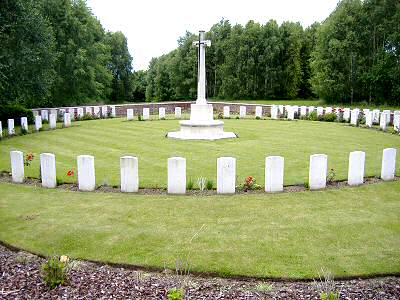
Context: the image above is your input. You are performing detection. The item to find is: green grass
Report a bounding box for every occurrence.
[0,181,399,279]
[0,117,399,188]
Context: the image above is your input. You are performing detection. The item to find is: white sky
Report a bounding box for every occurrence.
[87,0,339,71]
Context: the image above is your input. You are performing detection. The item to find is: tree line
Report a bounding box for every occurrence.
[0,0,132,108]
[1,0,399,108]
[142,0,399,105]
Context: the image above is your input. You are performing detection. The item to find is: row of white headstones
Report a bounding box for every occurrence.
[8,148,397,194]
[2,105,400,137]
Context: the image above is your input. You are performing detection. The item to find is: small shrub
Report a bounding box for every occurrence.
[217,112,223,119]
[41,256,70,290]
[326,168,335,183]
[320,292,340,300]
[304,181,310,189]
[82,113,93,121]
[21,127,28,135]
[167,288,184,300]
[388,128,398,135]
[255,116,261,120]
[205,179,213,190]
[24,153,34,167]
[235,116,240,119]
[160,117,166,120]
[186,178,194,190]
[315,268,341,300]
[42,119,49,124]
[138,114,143,121]
[308,111,318,121]
[56,177,64,186]
[239,176,261,191]
[322,113,337,122]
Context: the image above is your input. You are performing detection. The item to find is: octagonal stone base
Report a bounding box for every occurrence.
[167,120,237,140]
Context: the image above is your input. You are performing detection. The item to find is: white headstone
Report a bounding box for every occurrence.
[292,106,299,117]
[265,156,284,193]
[175,107,182,119]
[217,157,236,194]
[380,112,388,131]
[223,106,230,118]
[308,106,315,115]
[111,106,116,117]
[343,108,351,122]
[68,108,75,119]
[127,109,134,121]
[255,106,262,118]
[394,114,400,132]
[77,107,84,118]
[316,107,324,116]
[383,110,391,125]
[159,107,166,119]
[143,108,150,120]
[300,106,307,117]
[167,157,186,194]
[284,105,291,115]
[309,154,328,190]
[10,150,24,183]
[381,148,396,181]
[120,156,139,192]
[372,109,380,124]
[50,109,57,116]
[93,106,100,118]
[85,107,92,115]
[77,155,96,191]
[350,109,359,126]
[0,121,2,139]
[40,153,57,188]
[7,119,15,135]
[271,105,279,119]
[35,115,42,131]
[363,108,370,116]
[101,106,108,118]
[348,151,365,186]
[64,113,71,127]
[365,111,373,127]
[278,105,284,115]
[21,117,28,131]
[41,110,49,121]
[239,106,246,118]
[325,107,333,114]
[287,107,295,120]
[49,113,57,129]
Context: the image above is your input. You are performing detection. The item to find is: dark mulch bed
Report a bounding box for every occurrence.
[1,171,398,196]
[0,245,399,299]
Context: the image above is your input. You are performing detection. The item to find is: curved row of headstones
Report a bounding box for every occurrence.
[3,104,399,139]
[9,148,397,194]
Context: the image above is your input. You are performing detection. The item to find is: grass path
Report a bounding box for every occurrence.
[0,118,399,188]
[0,181,399,279]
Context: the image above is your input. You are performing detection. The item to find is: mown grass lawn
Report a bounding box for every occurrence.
[0,117,399,188]
[0,181,399,279]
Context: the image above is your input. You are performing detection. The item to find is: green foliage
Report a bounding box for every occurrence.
[256,116,261,120]
[167,288,184,300]
[255,282,274,292]
[320,292,340,300]
[205,179,214,190]
[186,179,194,190]
[21,128,28,135]
[311,0,400,105]
[308,111,318,121]
[41,256,69,290]
[304,182,310,189]
[0,104,34,126]
[81,113,94,121]
[322,113,337,122]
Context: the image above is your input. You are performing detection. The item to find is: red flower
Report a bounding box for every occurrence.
[26,153,34,161]
[67,170,75,177]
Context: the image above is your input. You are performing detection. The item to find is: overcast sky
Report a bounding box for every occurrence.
[86,0,339,71]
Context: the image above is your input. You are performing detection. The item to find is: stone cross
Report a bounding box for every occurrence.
[193,31,211,105]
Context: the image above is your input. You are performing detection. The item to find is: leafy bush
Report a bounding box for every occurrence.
[186,178,194,190]
[167,288,184,300]
[322,113,337,122]
[239,176,261,191]
[138,114,143,121]
[41,256,70,290]
[0,104,34,126]
[308,111,318,121]
[217,112,223,119]
[21,127,28,135]
[255,116,261,120]
[205,179,213,190]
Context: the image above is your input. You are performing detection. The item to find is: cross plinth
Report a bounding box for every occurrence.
[193,31,211,105]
